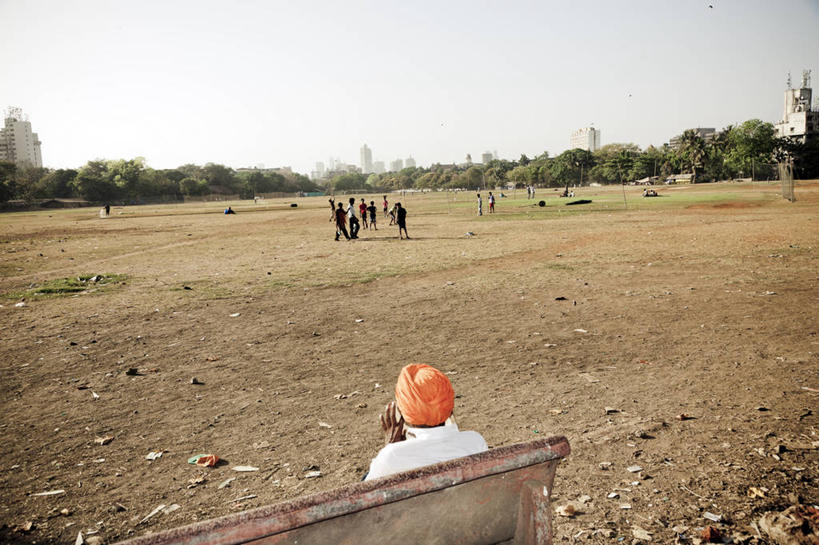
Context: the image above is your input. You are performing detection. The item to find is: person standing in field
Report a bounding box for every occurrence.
[335,202,350,241]
[359,198,369,230]
[388,202,397,226]
[488,192,495,213]
[347,197,360,239]
[328,198,336,222]
[476,193,482,216]
[383,195,389,217]
[396,202,409,240]
[367,200,378,230]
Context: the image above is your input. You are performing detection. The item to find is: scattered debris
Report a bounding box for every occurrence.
[758,505,819,545]
[15,302,26,308]
[544,343,557,348]
[748,487,767,498]
[318,422,333,429]
[91,391,100,400]
[304,470,322,479]
[125,368,139,376]
[556,504,578,517]
[573,328,588,333]
[555,296,568,301]
[138,504,166,525]
[60,508,71,516]
[579,373,599,383]
[677,413,693,421]
[607,492,620,499]
[252,441,270,449]
[94,436,113,445]
[627,465,643,473]
[228,494,257,503]
[632,525,652,541]
[599,462,612,470]
[701,526,722,543]
[703,511,723,523]
[162,504,181,514]
[605,407,620,414]
[232,466,259,472]
[355,318,364,323]
[218,477,236,489]
[188,454,219,467]
[187,475,206,488]
[464,232,475,237]
[577,494,591,504]
[190,377,204,385]
[145,451,163,461]
[31,489,66,496]
[229,313,241,317]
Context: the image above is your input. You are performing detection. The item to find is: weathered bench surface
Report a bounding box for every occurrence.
[119,435,570,545]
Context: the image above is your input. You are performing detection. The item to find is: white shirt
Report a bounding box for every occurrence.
[346,203,357,219]
[365,422,488,481]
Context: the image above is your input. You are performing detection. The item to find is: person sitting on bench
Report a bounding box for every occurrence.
[365,364,488,480]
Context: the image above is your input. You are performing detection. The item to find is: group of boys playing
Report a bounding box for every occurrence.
[331,195,409,241]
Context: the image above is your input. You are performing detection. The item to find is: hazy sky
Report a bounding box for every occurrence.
[1,0,818,174]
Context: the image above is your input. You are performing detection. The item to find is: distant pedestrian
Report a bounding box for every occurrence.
[488,192,495,213]
[477,193,482,216]
[388,203,397,225]
[347,197,360,239]
[396,202,409,240]
[104,203,111,216]
[383,195,389,217]
[367,200,378,230]
[329,198,336,222]
[224,206,236,214]
[359,198,369,229]
[335,202,350,241]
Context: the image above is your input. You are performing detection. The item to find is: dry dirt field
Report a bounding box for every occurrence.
[1,182,817,544]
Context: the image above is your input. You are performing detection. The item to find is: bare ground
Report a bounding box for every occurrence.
[1,182,817,544]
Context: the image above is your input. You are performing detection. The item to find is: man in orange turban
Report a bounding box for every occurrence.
[364,364,487,480]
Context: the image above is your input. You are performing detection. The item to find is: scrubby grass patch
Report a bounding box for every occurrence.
[14,274,127,299]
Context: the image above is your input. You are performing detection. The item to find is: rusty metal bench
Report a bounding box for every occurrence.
[119,435,570,545]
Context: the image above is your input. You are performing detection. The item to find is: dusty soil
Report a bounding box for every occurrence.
[1,182,817,544]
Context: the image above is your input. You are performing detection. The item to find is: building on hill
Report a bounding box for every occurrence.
[0,107,42,168]
[570,127,601,152]
[775,70,818,143]
[668,128,715,150]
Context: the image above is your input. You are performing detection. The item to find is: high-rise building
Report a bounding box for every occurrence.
[0,107,42,168]
[775,70,818,143]
[570,127,601,152]
[373,161,385,174]
[405,156,416,168]
[668,128,715,150]
[360,144,373,174]
[390,158,404,172]
[481,151,493,164]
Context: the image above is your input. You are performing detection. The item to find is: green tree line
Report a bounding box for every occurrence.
[324,120,817,192]
[0,158,320,203]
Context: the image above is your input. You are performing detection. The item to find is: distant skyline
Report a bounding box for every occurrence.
[1,0,817,174]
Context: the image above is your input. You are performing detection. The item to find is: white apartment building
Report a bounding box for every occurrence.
[775,70,818,143]
[570,127,600,152]
[405,156,416,168]
[0,107,42,168]
[389,158,404,172]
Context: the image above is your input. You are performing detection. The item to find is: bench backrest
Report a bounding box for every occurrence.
[119,435,570,545]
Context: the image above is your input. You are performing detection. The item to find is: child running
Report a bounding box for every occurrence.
[367,200,378,230]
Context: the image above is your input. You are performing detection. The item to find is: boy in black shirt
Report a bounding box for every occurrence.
[395,202,409,240]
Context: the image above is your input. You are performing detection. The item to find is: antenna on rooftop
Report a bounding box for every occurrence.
[786,72,792,89]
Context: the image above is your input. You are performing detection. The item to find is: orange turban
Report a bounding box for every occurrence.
[395,364,454,427]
